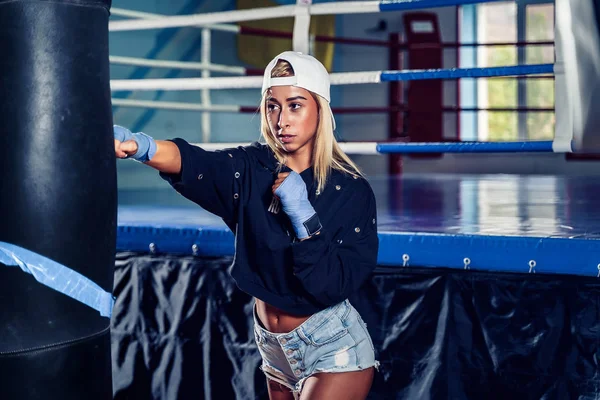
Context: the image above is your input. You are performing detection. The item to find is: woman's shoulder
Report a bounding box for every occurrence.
[226,141,276,170]
[329,169,375,199]
[241,141,266,149]
[239,141,271,157]
[248,142,278,168]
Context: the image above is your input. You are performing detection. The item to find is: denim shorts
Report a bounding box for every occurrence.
[253,299,379,397]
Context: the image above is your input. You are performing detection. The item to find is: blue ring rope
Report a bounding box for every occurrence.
[381,64,553,81]
[380,0,514,12]
[376,141,555,153]
[0,242,114,318]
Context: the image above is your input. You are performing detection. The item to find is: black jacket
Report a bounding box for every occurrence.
[160,139,379,315]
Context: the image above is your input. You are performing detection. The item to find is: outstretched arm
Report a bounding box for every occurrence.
[114,125,181,174]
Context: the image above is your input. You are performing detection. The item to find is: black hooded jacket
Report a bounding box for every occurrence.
[160,139,379,315]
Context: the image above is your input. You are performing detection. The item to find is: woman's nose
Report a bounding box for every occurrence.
[278,109,290,129]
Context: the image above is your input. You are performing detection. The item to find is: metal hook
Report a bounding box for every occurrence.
[464,257,471,270]
[529,260,536,273]
[402,254,409,267]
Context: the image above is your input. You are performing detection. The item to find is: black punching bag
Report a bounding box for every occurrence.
[0,0,116,399]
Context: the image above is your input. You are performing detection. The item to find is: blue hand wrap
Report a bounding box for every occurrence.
[274,171,322,239]
[114,125,157,162]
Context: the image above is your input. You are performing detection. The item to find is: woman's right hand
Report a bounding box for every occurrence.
[114,138,139,159]
[113,125,181,174]
[113,125,156,162]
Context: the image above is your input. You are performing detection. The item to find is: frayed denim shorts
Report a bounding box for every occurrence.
[253,299,379,397]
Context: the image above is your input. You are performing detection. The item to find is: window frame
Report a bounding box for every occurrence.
[459,0,554,141]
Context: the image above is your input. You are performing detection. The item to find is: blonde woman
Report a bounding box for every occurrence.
[114,51,379,400]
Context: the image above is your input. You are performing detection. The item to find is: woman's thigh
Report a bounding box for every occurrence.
[300,367,375,400]
[267,378,296,400]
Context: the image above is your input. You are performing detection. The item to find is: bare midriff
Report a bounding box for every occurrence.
[255,298,312,334]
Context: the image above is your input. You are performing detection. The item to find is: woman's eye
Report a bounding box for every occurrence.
[267,104,279,111]
[290,103,301,110]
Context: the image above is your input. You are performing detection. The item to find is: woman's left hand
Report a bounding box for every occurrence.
[272,172,290,196]
[272,171,321,239]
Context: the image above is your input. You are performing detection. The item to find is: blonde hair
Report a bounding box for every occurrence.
[260,60,363,193]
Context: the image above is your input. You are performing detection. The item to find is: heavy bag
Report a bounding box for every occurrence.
[0,0,116,399]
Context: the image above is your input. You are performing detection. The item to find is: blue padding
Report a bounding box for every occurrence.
[376,233,600,277]
[115,224,600,277]
[117,206,235,257]
[381,64,554,81]
[376,141,555,153]
[379,0,508,11]
[118,226,234,257]
[0,242,114,318]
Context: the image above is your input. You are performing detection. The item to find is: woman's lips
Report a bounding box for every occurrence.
[278,135,295,144]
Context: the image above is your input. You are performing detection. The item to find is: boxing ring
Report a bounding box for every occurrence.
[105,1,600,399]
[1,0,599,399]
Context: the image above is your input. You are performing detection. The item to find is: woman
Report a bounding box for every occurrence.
[114,51,379,400]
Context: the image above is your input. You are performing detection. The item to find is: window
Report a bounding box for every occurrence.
[525,3,555,140]
[460,0,555,142]
[477,1,517,141]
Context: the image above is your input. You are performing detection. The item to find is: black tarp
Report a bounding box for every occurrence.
[112,253,600,399]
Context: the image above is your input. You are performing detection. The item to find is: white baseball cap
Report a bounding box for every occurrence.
[262,51,336,129]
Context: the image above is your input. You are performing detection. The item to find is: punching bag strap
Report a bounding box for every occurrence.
[0,242,114,318]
